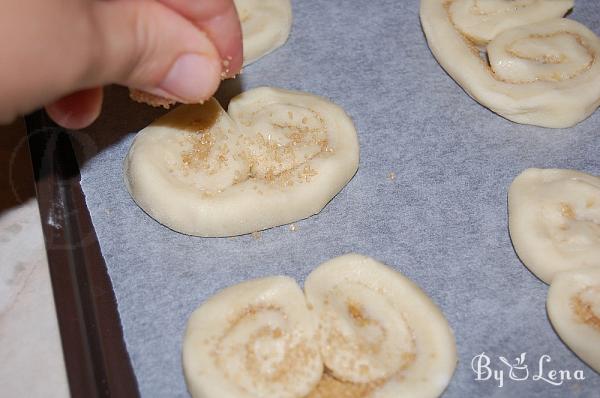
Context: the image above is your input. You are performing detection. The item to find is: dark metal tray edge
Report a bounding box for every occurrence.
[25,110,139,398]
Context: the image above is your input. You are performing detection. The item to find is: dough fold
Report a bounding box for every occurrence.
[124,87,359,237]
[421,0,600,127]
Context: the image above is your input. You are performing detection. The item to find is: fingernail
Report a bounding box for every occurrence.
[159,54,221,102]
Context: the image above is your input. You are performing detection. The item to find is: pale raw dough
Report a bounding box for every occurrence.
[304,254,457,398]
[182,276,324,398]
[234,0,292,66]
[547,267,600,373]
[183,254,457,398]
[508,168,600,284]
[124,87,359,237]
[447,0,573,45]
[420,0,600,128]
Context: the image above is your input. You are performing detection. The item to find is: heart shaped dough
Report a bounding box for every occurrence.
[234,0,292,66]
[547,267,600,373]
[183,254,457,398]
[508,168,600,284]
[420,1,600,127]
[124,87,359,237]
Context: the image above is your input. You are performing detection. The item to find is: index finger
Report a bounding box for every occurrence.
[159,0,243,78]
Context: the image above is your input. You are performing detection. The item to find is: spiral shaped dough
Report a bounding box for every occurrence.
[421,0,600,127]
[124,87,359,237]
[488,19,597,83]
[183,277,323,398]
[448,0,573,45]
[304,254,457,398]
[508,168,600,284]
[547,267,600,373]
[183,254,458,398]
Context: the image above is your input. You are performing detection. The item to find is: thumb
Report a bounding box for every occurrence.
[87,0,224,103]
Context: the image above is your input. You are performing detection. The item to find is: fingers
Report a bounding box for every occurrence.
[87,0,224,103]
[0,0,242,125]
[45,0,243,129]
[45,87,103,129]
[157,0,243,77]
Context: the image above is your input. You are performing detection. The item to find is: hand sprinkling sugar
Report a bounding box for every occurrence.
[0,0,243,129]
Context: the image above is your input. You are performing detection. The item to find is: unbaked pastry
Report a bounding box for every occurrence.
[124,87,359,237]
[420,1,600,128]
[183,276,323,398]
[304,254,457,398]
[508,168,600,284]
[447,0,573,45]
[547,267,600,373]
[182,254,457,398]
[234,0,292,66]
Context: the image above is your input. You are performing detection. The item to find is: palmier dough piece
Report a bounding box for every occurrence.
[124,87,359,237]
[234,0,292,66]
[183,276,323,398]
[447,0,573,45]
[304,254,457,398]
[420,1,600,127]
[508,168,600,284]
[487,19,598,85]
[547,267,600,373]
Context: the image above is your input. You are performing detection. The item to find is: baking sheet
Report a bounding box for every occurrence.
[77,0,600,396]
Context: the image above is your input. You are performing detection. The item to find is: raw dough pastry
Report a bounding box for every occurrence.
[182,254,457,398]
[183,276,324,398]
[447,0,573,45]
[304,254,457,398]
[420,1,600,128]
[234,0,292,66]
[124,87,359,237]
[508,168,600,284]
[547,267,600,373]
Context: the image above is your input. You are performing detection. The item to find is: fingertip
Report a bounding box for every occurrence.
[201,7,244,78]
[157,0,243,77]
[92,0,226,104]
[157,53,222,103]
[45,87,103,129]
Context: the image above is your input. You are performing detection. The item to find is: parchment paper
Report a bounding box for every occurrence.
[77,0,600,396]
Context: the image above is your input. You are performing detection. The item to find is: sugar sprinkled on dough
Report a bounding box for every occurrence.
[306,371,384,398]
[572,287,600,331]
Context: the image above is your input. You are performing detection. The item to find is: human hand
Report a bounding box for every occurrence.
[0,0,242,129]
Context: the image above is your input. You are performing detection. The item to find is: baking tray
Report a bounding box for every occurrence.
[24,82,260,397]
[25,107,140,398]
[27,0,600,397]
